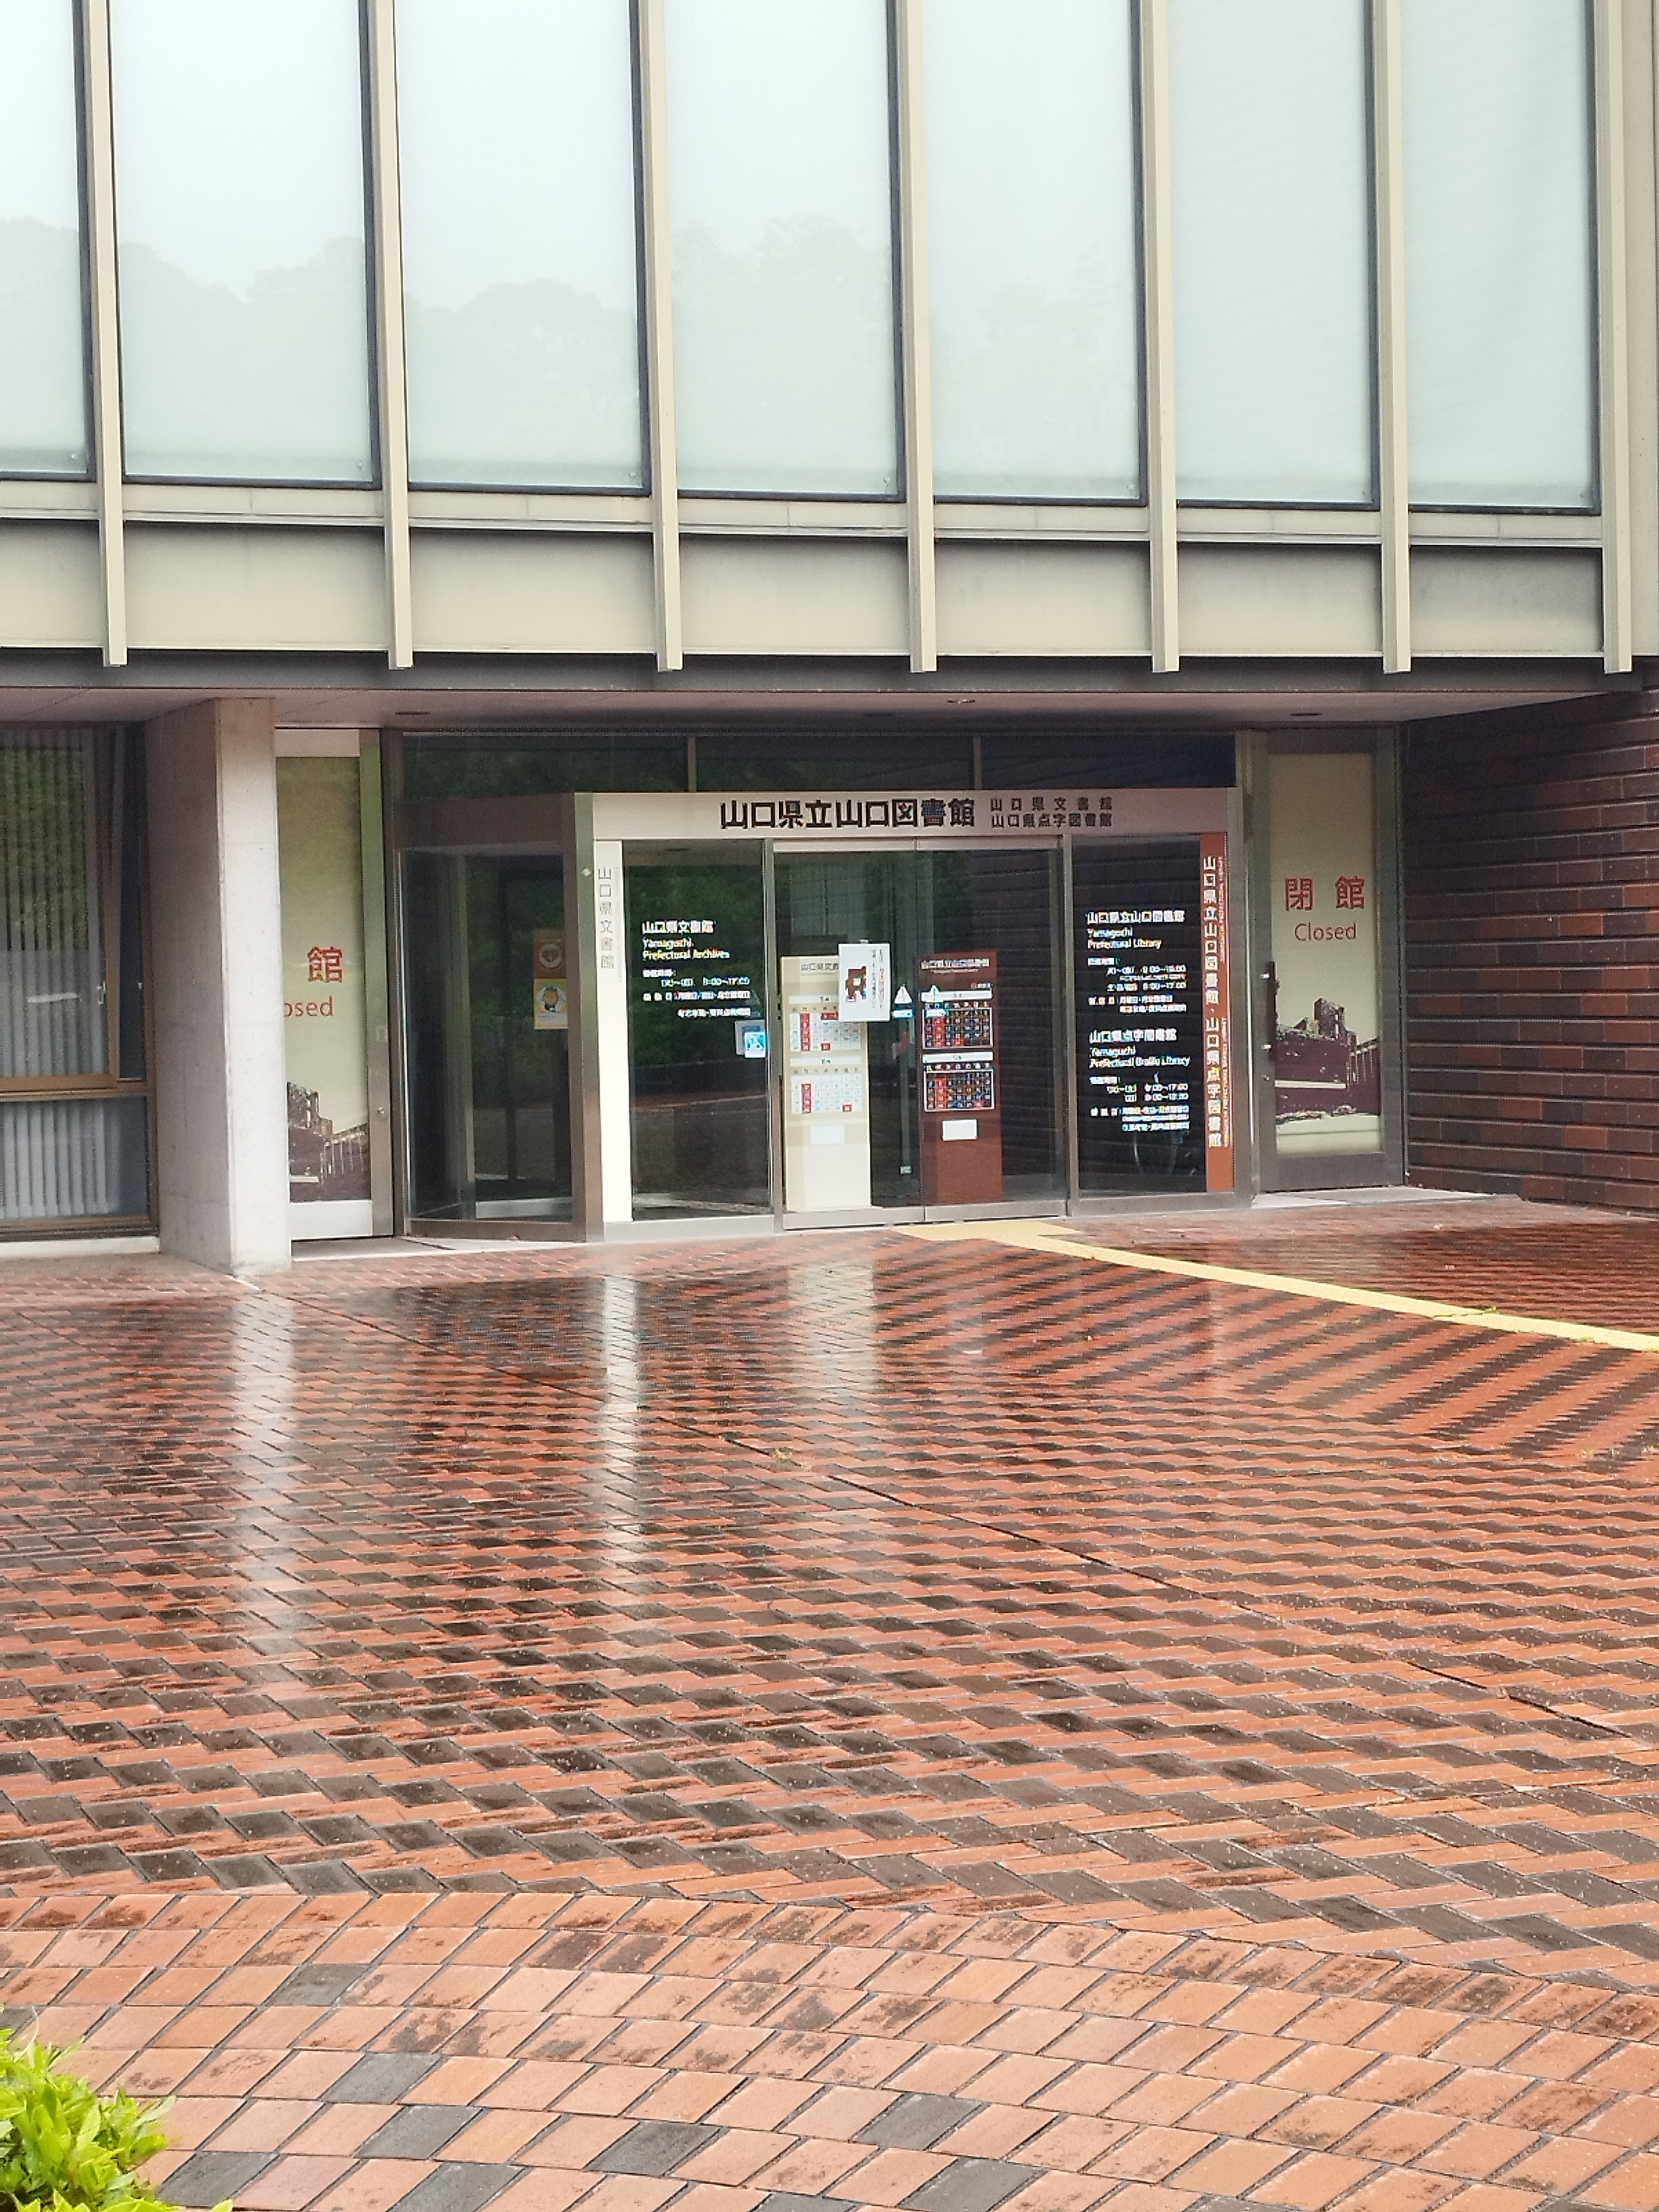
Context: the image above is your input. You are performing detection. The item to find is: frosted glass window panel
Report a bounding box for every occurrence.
[925,0,1139,501]
[1403,0,1594,509]
[399,0,643,490]
[1169,0,1373,504]
[0,2,88,475]
[667,0,898,496]
[110,0,373,482]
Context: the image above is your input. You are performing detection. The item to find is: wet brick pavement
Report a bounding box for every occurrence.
[2,1198,1659,2210]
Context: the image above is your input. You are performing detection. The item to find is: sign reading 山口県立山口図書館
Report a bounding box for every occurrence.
[711,794,1112,834]
[588,788,1228,845]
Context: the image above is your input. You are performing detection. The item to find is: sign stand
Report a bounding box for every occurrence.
[780,955,873,1211]
[917,951,1003,1204]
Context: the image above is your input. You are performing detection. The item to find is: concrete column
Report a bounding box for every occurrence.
[146,698,290,1272]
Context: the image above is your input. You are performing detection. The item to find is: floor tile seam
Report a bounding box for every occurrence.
[216,1240,1530,1464]
[13,1943,1655,2111]
[1395,1347,1659,1443]
[754,1450,1657,1833]
[642,1327,1654,1496]
[1271,1333,1588,1426]
[164,2058,1634,2177]
[6,1832,1654,1990]
[66,2053,1659,2197]
[0,1876,1646,2017]
[0,1770,1626,1888]
[10,1300,1637,1510]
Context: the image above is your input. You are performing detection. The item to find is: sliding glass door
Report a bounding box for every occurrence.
[773,844,1067,1218]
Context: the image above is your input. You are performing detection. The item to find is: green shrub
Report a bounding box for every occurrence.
[0,2033,230,2212]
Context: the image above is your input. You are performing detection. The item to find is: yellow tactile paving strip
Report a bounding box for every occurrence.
[904,1217,1659,1357]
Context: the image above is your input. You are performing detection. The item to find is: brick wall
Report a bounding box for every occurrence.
[1404,710,1659,1213]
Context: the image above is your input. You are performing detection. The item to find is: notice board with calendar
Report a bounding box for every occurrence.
[780,954,873,1212]
[917,951,1003,1204]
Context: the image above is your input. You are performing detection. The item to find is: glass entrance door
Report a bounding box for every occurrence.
[402,851,573,1221]
[774,846,1065,1218]
[623,842,770,1218]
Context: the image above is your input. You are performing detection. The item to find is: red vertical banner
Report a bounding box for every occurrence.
[1200,832,1234,1191]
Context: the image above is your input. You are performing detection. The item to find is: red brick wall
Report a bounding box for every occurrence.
[1404,711,1659,1212]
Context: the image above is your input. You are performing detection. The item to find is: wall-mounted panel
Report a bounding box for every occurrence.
[410,531,654,654]
[1179,545,1381,656]
[665,0,898,496]
[680,537,908,656]
[0,1,89,476]
[925,0,1140,500]
[125,525,385,651]
[0,522,101,647]
[1168,0,1374,505]
[1409,546,1602,656]
[397,0,643,491]
[110,0,374,484]
[936,541,1149,657]
[1401,0,1595,510]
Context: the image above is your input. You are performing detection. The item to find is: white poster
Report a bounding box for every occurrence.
[533,928,568,1031]
[837,940,891,1022]
[1268,752,1382,1158]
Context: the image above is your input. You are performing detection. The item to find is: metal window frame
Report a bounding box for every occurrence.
[0,725,158,1238]
[396,0,653,504]
[32,0,1641,680]
[0,0,96,489]
[104,0,383,499]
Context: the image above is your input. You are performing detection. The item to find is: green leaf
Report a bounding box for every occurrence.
[0,2032,204,2210]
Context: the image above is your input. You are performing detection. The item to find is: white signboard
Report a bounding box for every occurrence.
[590,788,1229,843]
[837,941,891,1023]
[782,955,872,1212]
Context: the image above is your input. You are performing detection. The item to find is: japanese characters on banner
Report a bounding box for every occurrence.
[1268,753,1382,1157]
[837,941,891,1022]
[276,752,371,1238]
[713,794,1114,835]
[588,788,1225,846]
[1199,832,1233,1191]
[1072,852,1203,1191]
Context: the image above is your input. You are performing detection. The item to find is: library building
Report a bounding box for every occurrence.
[4,0,1656,1261]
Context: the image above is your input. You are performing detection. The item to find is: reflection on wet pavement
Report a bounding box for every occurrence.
[3,1201,1659,2211]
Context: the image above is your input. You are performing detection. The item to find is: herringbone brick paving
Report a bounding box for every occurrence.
[1,1199,1658,2208]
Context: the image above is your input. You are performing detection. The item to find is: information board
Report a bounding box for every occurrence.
[635,914,761,1027]
[781,955,872,1212]
[1073,845,1205,1192]
[917,951,1003,1204]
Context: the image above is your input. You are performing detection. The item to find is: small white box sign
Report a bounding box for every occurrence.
[941,1118,979,1141]
[837,941,891,1022]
